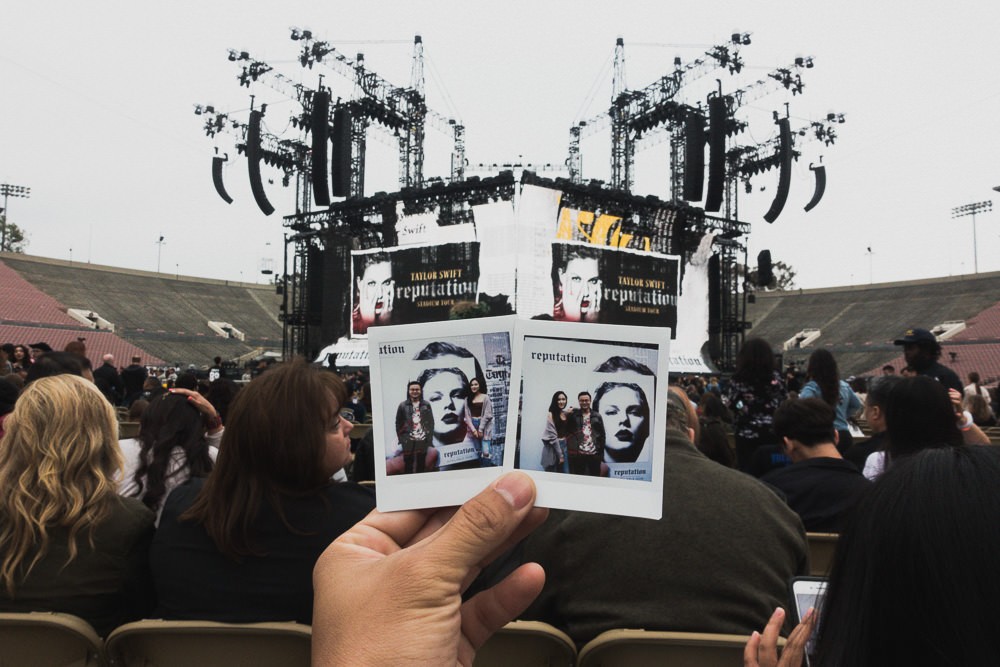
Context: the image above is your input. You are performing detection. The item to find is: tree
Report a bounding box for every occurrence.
[0,215,28,253]
[738,260,797,291]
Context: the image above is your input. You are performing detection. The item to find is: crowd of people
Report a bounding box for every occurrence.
[0,327,998,665]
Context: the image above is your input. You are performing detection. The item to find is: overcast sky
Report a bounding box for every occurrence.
[3,1,999,289]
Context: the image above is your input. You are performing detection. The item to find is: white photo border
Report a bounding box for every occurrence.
[369,316,516,511]
[508,319,671,519]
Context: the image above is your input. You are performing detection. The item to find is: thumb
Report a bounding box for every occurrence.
[427,472,537,578]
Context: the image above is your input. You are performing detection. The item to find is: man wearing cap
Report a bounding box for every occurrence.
[893,328,962,392]
[522,386,808,646]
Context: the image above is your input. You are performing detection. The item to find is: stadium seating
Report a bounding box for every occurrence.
[576,628,782,667]
[747,271,1000,377]
[2,254,281,365]
[474,620,576,667]
[0,611,105,667]
[104,619,311,667]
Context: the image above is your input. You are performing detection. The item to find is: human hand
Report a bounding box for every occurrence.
[312,472,549,666]
[949,388,963,420]
[744,606,816,667]
[168,387,221,432]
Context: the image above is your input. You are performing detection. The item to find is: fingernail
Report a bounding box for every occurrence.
[772,607,785,619]
[494,472,533,510]
[751,631,760,639]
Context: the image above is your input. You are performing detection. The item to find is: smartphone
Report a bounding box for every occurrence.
[789,576,827,666]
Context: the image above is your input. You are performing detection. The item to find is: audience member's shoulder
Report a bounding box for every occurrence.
[161,476,206,509]
[326,480,376,504]
[111,495,156,531]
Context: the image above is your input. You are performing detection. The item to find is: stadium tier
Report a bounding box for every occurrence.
[1,254,282,367]
[747,271,1000,380]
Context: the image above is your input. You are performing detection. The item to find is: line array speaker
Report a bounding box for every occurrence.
[763,118,792,223]
[311,90,331,206]
[247,110,275,216]
[804,163,826,212]
[757,249,773,288]
[683,110,705,202]
[211,156,233,204]
[330,106,352,197]
[705,96,727,211]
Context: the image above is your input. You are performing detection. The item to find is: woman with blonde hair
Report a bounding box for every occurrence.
[0,374,155,636]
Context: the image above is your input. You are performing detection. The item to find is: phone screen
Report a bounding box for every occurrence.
[792,580,826,665]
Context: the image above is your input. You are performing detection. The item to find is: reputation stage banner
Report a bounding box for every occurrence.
[351,243,481,336]
[551,242,679,330]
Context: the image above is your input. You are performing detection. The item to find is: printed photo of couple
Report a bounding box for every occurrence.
[518,339,658,482]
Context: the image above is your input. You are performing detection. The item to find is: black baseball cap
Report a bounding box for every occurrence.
[894,328,936,345]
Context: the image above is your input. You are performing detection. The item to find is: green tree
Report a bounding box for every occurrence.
[0,215,28,253]
[738,260,797,291]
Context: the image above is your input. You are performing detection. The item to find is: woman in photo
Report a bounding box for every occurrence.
[418,367,491,470]
[594,380,650,465]
[466,377,494,461]
[351,253,395,334]
[541,391,571,473]
[552,245,602,322]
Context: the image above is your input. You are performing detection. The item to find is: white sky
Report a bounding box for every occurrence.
[3,1,1000,289]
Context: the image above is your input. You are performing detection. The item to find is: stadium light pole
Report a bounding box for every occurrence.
[0,183,31,252]
[951,200,991,274]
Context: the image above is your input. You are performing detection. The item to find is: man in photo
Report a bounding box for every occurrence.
[353,253,395,334]
[566,391,605,475]
[393,381,434,474]
[552,245,602,322]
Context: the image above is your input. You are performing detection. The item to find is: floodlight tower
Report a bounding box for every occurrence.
[951,199,992,274]
[0,183,31,252]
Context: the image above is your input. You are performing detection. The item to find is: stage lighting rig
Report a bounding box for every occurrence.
[566,36,749,185]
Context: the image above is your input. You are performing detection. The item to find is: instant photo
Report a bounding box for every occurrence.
[369,317,515,511]
[508,319,670,519]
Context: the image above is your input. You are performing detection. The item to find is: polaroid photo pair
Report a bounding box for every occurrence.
[368,317,670,519]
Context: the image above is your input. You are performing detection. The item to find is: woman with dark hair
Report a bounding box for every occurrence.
[418,366,491,470]
[844,375,901,470]
[963,370,990,401]
[862,375,986,480]
[11,344,32,374]
[541,391,571,472]
[749,446,1000,666]
[798,348,862,453]
[118,390,220,523]
[466,377,494,461]
[552,245,602,322]
[697,392,735,467]
[724,338,788,473]
[593,380,650,464]
[150,359,375,624]
[351,252,395,334]
[964,393,996,427]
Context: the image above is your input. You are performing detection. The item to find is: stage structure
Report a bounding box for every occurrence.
[196,31,843,371]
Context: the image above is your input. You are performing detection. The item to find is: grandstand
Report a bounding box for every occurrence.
[1,253,283,367]
[746,271,1000,382]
